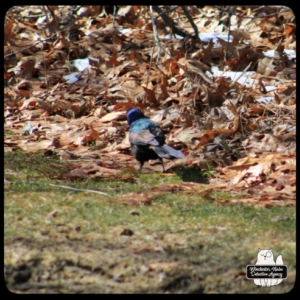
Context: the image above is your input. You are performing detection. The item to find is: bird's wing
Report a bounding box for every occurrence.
[148,126,165,144]
[129,130,160,146]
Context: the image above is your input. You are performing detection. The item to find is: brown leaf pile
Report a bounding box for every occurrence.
[4,6,296,205]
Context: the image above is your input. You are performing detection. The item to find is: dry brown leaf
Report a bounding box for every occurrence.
[99,111,126,122]
[17,139,54,152]
[20,98,52,113]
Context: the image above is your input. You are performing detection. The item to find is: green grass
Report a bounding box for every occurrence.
[4,150,296,293]
[4,129,16,138]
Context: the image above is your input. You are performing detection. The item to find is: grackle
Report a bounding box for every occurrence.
[126,108,184,172]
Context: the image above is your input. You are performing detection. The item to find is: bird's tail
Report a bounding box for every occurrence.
[152,144,184,159]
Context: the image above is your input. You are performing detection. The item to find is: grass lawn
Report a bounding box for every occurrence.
[4,150,296,293]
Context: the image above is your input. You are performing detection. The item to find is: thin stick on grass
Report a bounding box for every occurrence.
[49,183,109,195]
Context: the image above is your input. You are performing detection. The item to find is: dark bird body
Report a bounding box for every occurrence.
[126,108,184,171]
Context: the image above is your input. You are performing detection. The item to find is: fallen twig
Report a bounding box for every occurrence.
[48,183,109,196]
[181,6,198,37]
[229,62,252,87]
[152,5,189,38]
[4,35,56,60]
[150,5,162,63]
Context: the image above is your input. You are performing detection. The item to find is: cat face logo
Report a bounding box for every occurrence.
[246,249,287,287]
[258,249,273,261]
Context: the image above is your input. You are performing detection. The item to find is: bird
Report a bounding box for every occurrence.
[126,107,184,172]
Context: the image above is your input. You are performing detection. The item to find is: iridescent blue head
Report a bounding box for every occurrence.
[126,108,146,125]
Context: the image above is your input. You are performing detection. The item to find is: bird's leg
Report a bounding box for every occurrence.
[139,161,144,172]
[160,158,165,172]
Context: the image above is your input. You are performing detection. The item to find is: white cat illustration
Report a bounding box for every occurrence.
[254,249,283,287]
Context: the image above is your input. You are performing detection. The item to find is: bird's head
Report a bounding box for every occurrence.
[126,108,146,125]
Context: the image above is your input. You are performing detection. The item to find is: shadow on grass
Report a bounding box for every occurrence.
[172,166,210,184]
